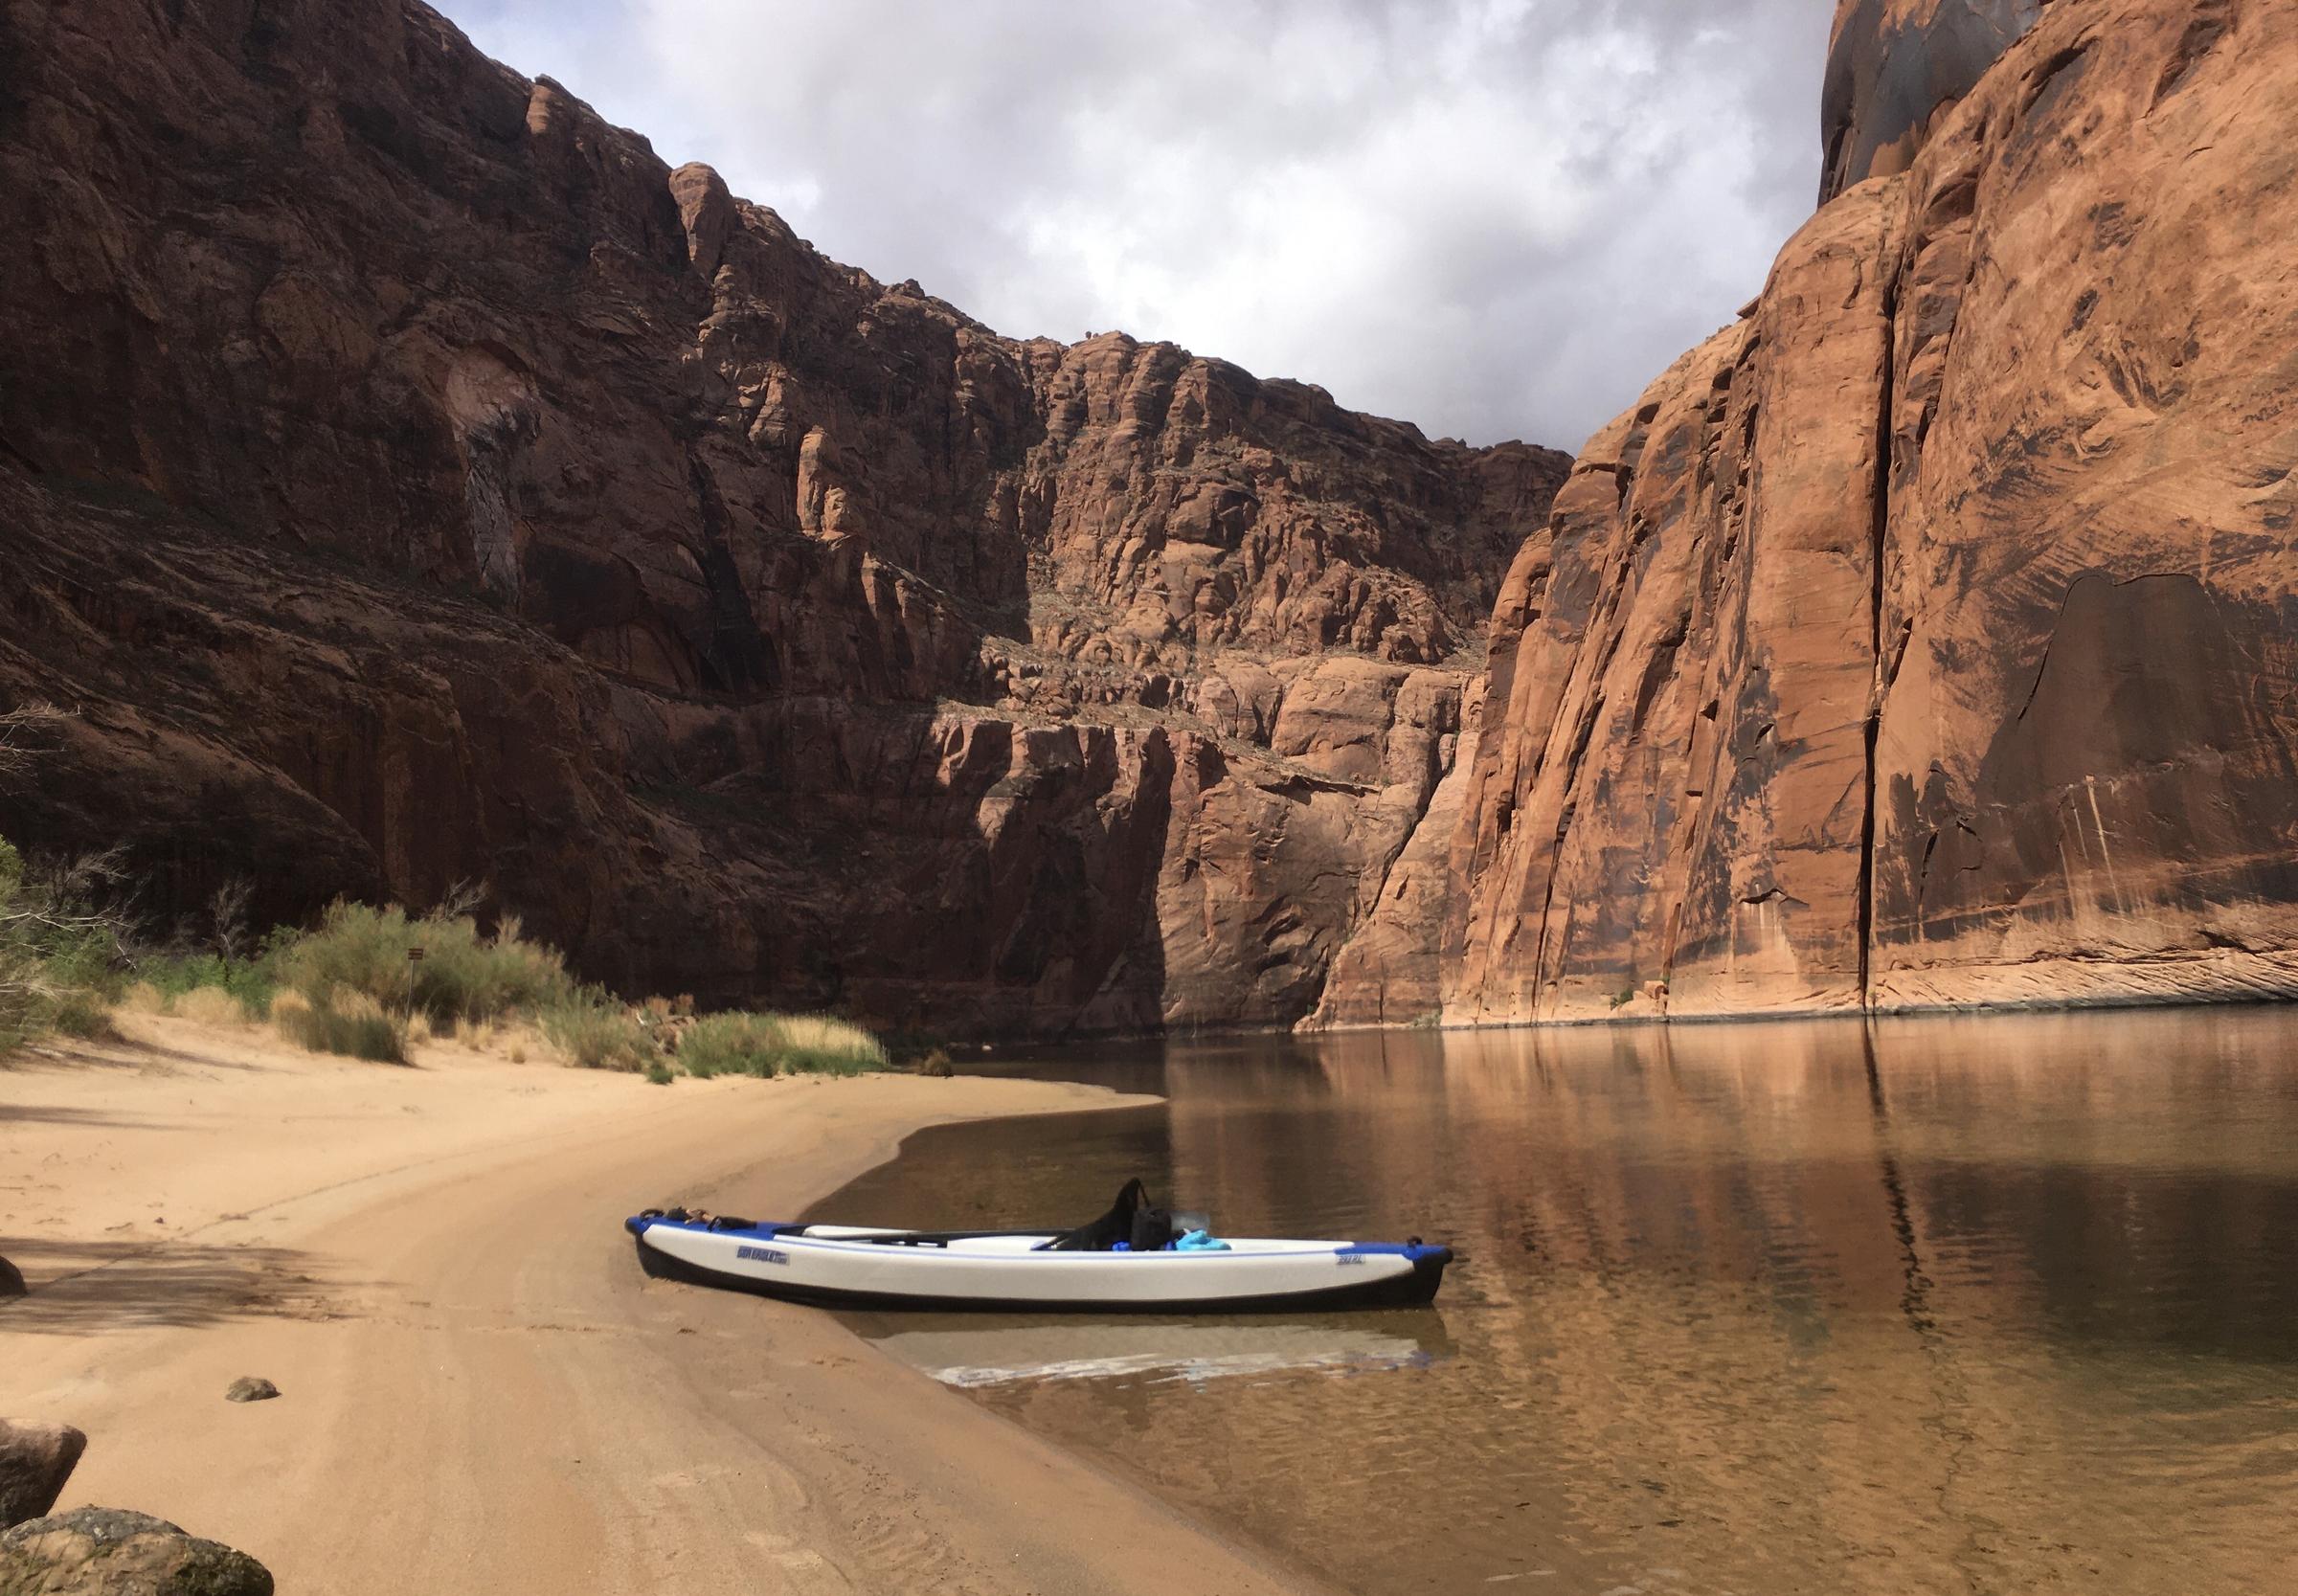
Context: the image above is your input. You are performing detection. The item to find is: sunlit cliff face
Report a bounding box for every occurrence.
[1407,0,2298,1028]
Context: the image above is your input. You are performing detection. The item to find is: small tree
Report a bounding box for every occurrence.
[0,704,128,1049]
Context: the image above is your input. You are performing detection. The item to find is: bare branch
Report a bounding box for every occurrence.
[434,878,490,921]
[209,877,255,961]
[0,702,67,774]
[35,845,131,904]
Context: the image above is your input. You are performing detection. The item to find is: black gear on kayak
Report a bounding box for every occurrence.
[1045,1178,1151,1250]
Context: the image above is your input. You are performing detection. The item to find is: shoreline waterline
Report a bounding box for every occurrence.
[0,1014,1328,1596]
[826,1011,2298,1596]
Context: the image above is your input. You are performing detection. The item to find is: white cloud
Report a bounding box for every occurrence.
[448,0,1828,451]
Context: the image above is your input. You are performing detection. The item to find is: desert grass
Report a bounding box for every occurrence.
[121,980,169,1015]
[538,995,656,1071]
[278,984,407,1065]
[677,1012,888,1079]
[171,985,247,1027]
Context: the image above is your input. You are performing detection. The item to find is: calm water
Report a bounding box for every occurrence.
[809,1012,2298,1596]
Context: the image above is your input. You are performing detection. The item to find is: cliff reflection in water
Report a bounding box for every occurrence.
[822,1011,2298,1596]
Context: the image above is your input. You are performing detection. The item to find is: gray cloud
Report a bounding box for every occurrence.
[451,0,1830,451]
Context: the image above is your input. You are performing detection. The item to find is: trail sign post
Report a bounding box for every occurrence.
[407,946,425,1020]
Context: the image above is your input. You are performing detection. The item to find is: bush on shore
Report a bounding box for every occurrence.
[0,827,894,1080]
[0,835,125,1052]
[678,1011,889,1078]
[538,992,658,1071]
[275,901,574,1029]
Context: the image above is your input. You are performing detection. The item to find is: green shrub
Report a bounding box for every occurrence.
[276,901,574,1026]
[539,993,658,1071]
[679,1012,887,1079]
[643,1060,675,1086]
[141,950,279,1020]
[48,987,117,1039]
[0,834,125,1053]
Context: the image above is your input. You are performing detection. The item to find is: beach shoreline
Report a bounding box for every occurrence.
[0,1016,1328,1594]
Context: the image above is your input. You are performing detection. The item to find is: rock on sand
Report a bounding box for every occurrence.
[0,1507,272,1594]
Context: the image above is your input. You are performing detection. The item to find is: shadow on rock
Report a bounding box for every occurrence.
[0,1421,87,1531]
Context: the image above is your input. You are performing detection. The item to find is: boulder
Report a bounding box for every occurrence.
[221,1380,278,1405]
[0,1259,22,1299]
[0,1424,86,1531]
[0,1508,272,1595]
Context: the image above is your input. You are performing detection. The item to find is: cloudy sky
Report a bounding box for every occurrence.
[451,1,1831,452]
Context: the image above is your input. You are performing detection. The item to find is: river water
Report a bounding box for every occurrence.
[813,1010,2298,1596]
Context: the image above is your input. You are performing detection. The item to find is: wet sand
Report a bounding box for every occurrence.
[1,1016,1327,1595]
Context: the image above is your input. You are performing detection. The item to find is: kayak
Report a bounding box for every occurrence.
[623,1180,1452,1313]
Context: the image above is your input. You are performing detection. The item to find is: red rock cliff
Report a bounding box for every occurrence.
[0,0,1566,1034]
[1338,0,2298,1026]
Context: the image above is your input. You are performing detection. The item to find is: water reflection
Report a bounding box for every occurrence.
[859,1313,1456,1389]
[809,1010,2298,1596]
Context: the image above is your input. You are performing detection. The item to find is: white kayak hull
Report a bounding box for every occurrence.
[624,1215,1452,1313]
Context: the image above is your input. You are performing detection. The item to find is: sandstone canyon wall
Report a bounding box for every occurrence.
[7,0,2288,1041]
[0,0,1566,1034]
[1315,0,2298,1026]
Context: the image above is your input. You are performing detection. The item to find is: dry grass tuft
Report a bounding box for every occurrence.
[172,986,244,1027]
[121,980,168,1015]
[538,999,656,1071]
[273,984,406,1064]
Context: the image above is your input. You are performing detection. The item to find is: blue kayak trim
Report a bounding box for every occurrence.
[1337,1241,1453,1263]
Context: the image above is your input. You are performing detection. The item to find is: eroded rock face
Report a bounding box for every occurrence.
[0,0,1565,1034]
[1397,0,2298,1024]
[1819,0,2049,202]
[1865,0,2296,1009]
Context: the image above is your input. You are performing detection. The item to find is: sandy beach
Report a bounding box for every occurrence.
[1,1018,1326,1594]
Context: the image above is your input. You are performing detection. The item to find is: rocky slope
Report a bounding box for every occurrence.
[1316,0,2298,1025]
[0,0,1566,1034]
